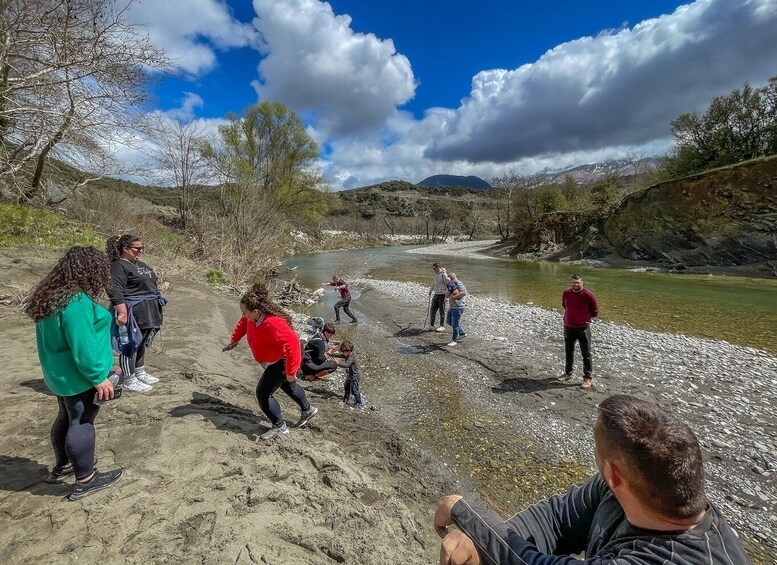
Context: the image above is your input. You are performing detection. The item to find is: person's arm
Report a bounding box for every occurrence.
[108,262,129,323]
[446,475,606,564]
[336,355,355,370]
[60,295,111,386]
[223,316,248,351]
[561,290,567,311]
[280,326,302,380]
[588,292,599,318]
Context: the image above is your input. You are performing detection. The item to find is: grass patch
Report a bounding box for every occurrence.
[0,203,102,248]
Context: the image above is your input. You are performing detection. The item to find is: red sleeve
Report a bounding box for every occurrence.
[280,323,302,377]
[231,316,248,342]
[588,291,599,318]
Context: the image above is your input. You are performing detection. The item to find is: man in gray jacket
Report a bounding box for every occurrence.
[434,394,749,564]
[429,262,450,332]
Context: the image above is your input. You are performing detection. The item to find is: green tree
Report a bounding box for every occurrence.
[663,76,777,177]
[201,102,326,280]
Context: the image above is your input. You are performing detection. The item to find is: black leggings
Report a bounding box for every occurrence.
[50,389,99,481]
[255,359,310,427]
[119,328,153,377]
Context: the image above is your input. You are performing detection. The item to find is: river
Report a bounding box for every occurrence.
[283,244,777,353]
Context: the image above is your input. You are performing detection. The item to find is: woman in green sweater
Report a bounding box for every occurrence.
[27,246,123,501]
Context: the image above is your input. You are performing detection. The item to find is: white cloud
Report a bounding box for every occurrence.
[424,0,777,163]
[250,0,416,136]
[128,0,258,75]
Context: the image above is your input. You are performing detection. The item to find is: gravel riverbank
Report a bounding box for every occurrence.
[351,274,777,560]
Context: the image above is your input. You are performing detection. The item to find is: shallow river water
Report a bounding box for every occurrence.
[284,245,777,353]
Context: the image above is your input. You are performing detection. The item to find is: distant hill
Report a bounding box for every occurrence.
[417,174,491,189]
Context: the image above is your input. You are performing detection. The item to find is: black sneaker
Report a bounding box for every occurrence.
[296,406,319,428]
[45,458,99,484]
[69,468,123,501]
[349,319,358,323]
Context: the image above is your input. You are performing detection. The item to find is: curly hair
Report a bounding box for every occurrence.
[240,283,292,327]
[105,234,140,261]
[27,246,111,321]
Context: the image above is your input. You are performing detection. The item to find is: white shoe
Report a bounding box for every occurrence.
[447,341,457,347]
[124,376,152,393]
[135,367,159,384]
[436,326,445,332]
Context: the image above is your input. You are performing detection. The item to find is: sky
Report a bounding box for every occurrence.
[122,0,777,189]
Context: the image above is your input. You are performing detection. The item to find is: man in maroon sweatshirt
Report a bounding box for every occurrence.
[559,274,599,389]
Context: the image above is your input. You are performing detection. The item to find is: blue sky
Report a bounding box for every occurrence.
[126,0,777,188]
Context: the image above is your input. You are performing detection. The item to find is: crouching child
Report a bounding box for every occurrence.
[333,341,364,410]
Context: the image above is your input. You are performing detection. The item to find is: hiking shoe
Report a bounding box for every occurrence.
[436,326,445,332]
[349,319,358,323]
[447,341,458,347]
[69,468,123,501]
[581,378,593,389]
[458,333,467,339]
[296,406,319,428]
[46,458,99,484]
[350,403,365,411]
[558,373,573,382]
[123,377,152,393]
[260,423,289,440]
[135,367,159,384]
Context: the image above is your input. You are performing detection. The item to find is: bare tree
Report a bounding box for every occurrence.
[0,0,167,202]
[144,116,212,228]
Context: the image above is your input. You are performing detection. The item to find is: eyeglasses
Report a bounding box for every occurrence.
[128,246,144,253]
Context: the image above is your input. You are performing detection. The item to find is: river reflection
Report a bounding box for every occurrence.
[282,245,777,353]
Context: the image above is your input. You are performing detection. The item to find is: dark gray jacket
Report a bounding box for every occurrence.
[451,474,749,564]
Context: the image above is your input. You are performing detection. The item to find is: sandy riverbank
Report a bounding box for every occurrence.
[0,248,456,564]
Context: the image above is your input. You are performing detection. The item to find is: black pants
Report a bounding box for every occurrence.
[255,359,310,427]
[51,389,100,481]
[301,358,338,377]
[430,293,446,326]
[334,298,357,322]
[119,327,154,377]
[564,326,592,377]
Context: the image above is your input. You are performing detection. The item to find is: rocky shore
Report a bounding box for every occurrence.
[349,270,777,560]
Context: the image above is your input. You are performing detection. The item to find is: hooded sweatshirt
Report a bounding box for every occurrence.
[230,314,302,378]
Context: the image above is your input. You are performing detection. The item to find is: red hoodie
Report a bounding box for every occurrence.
[230,314,301,378]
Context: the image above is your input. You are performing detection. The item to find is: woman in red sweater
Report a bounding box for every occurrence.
[223,284,318,440]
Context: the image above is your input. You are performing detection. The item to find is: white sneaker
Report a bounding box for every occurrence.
[135,367,159,384]
[124,376,152,393]
[436,326,445,332]
[447,341,457,347]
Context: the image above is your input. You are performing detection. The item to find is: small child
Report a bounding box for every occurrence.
[334,341,364,410]
[309,316,325,335]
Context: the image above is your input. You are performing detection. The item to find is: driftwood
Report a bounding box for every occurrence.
[269,276,323,307]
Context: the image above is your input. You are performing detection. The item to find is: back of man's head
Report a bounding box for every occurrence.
[322,323,335,335]
[596,394,706,519]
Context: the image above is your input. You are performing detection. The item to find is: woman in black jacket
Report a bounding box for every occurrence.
[106,235,166,393]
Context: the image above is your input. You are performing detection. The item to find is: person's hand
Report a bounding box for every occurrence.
[222,340,239,352]
[439,530,480,565]
[94,378,115,401]
[116,311,128,326]
[435,495,463,537]
[286,374,298,383]
[429,289,433,296]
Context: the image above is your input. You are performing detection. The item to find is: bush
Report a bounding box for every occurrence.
[206,270,228,285]
[0,203,102,248]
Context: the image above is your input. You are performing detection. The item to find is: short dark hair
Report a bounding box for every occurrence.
[596,395,706,518]
[322,323,335,334]
[571,274,582,281]
[433,262,441,268]
[339,340,354,352]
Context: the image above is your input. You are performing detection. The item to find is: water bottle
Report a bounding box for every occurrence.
[94,371,123,406]
[118,324,129,346]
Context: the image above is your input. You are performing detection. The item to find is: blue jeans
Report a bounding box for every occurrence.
[343,378,363,406]
[449,308,463,341]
